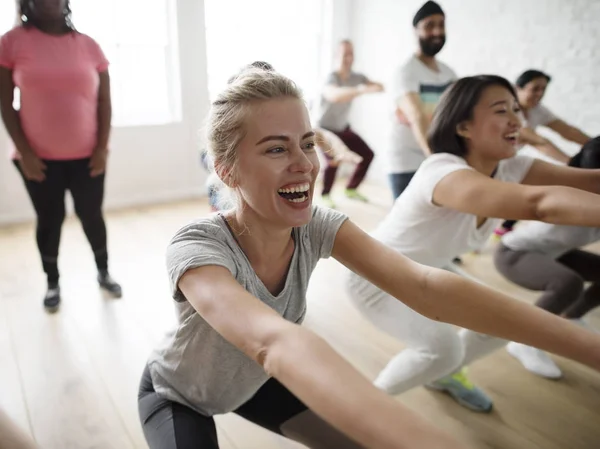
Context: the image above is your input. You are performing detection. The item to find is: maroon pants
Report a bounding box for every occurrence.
[321,126,374,195]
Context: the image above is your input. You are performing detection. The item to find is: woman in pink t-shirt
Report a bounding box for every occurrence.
[0,0,121,311]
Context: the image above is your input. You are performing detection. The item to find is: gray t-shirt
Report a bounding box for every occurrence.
[147,206,348,416]
[388,56,457,174]
[315,71,368,132]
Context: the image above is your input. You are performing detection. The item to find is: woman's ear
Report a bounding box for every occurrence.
[456,121,471,139]
[215,163,237,188]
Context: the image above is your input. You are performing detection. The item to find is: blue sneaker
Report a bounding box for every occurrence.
[426,368,493,413]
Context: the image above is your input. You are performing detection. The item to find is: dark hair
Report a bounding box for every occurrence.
[428,75,518,157]
[515,69,551,88]
[569,136,600,169]
[227,61,275,84]
[19,0,75,31]
[247,61,274,72]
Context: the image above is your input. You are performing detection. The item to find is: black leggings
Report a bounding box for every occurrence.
[138,366,363,449]
[494,244,600,318]
[14,158,108,284]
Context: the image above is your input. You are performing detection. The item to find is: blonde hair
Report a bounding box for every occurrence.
[205,68,304,209]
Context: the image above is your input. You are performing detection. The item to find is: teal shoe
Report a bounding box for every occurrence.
[426,368,493,413]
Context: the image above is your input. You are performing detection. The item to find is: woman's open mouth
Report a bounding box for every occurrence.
[277,183,310,203]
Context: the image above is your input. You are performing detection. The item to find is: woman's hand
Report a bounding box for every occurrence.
[331,151,363,167]
[89,148,108,177]
[19,152,46,182]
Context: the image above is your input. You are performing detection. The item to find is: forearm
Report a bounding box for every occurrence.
[563,127,591,146]
[419,268,600,371]
[96,99,112,150]
[535,185,600,226]
[534,141,569,164]
[325,86,362,103]
[265,325,464,449]
[409,115,432,156]
[0,106,33,156]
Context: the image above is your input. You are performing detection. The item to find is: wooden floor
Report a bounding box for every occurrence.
[1,182,599,449]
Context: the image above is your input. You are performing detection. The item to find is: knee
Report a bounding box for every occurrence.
[362,147,374,164]
[75,204,103,224]
[552,272,584,297]
[421,330,465,375]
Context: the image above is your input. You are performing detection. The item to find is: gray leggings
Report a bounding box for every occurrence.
[494,244,600,318]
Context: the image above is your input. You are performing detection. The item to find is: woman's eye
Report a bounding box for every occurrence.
[303,141,316,151]
[268,147,285,154]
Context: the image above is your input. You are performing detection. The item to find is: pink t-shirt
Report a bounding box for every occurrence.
[0,26,109,160]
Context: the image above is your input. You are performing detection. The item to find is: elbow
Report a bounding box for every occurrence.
[528,187,560,222]
[256,324,315,378]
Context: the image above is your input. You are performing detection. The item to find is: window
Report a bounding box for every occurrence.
[70,0,182,127]
[204,0,326,108]
[0,2,17,35]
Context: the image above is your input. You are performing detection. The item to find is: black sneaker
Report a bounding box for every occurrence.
[98,271,122,298]
[44,284,61,312]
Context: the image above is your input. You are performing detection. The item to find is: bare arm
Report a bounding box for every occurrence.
[521,157,600,193]
[0,67,46,180]
[397,92,431,156]
[332,221,600,372]
[364,78,385,91]
[322,83,366,104]
[518,127,570,164]
[89,70,112,177]
[547,119,592,146]
[315,128,362,165]
[0,67,31,155]
[433,162,600,227]
[179,266,463,449]
[95,70,112,150]
[323,77,383,104]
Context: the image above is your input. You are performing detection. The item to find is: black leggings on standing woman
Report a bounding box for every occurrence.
[14,157,108,285]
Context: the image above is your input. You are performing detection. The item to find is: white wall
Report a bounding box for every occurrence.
[0,0,210,226]
[348,0,600,183]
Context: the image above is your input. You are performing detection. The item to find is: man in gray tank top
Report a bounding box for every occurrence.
[314,39,384,208]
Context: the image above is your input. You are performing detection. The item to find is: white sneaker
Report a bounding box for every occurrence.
[506,342,562,379]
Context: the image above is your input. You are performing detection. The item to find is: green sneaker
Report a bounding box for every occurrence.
[321,194,336,209]
[426,368,493,413]
[345,188,368,202]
